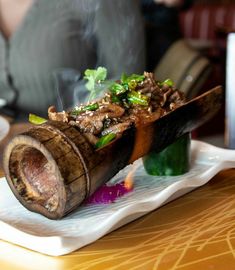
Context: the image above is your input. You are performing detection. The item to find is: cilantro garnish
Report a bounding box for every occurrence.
[84,67,107,101]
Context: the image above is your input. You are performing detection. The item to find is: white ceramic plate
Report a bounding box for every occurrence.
[0,116,9,142]
[0,140,235,256]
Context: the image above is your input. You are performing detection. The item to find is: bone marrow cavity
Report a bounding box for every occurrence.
[9,145,59,212]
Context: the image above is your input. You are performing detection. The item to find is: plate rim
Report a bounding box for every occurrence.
[0,140,234,256]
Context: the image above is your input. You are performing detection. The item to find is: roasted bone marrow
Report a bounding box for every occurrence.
[3,71,223,219]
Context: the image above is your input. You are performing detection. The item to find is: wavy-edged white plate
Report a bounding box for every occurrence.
[0,140,235,256]
[0,116,9,142]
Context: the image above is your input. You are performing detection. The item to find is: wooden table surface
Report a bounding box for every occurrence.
[1,119,235,270]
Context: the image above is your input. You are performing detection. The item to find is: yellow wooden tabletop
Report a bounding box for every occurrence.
[1,121,235,270]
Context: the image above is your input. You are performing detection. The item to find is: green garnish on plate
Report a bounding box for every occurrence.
[29,114,47,125]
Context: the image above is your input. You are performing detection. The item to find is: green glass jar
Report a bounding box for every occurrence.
[143,133,191,176]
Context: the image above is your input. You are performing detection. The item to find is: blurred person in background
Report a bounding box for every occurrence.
[0,0,145,118]
[142,0,194,71]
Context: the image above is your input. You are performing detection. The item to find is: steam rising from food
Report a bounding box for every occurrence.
[55,0,145,111]
[49,71,186,148]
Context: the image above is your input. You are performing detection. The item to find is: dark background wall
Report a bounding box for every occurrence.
[196,0,235,4]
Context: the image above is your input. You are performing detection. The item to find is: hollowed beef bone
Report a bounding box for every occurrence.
[3,86,222,219]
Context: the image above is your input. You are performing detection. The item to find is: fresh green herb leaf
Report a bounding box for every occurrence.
[159,78,174,87]
[109,83,127,95]
[128,80,137,90]
[163,78,174,87]
[123,83,129,91]
[84,67,107,87]
[121,73,128,84]
[71,103,99,116]
[127,91,149,106]
[128,74,145,82]
[111,95,121,104]
[84,67,107,100]
[83,103,99,111]
[29,114,47,125]
[95,133,116,148]
[121,73,145,84]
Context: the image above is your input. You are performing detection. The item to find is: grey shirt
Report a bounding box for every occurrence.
[0,0,145,116]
